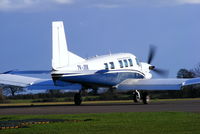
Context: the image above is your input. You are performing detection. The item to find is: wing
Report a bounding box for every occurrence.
[0,74,81,91]
[116,78,200,91]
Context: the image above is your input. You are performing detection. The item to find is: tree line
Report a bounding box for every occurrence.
[176,63,200,98]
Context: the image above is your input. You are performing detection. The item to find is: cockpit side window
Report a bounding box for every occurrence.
[104,63,109,70]
[118,60,124,68]
[136,58,140,66]
[123,59,128,67]
[128,59,133,67]
[109,62,115,69]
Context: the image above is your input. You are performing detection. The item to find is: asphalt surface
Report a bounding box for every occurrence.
[0,100,200,115]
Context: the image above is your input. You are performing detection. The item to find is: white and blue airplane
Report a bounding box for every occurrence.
[0,21,200,105]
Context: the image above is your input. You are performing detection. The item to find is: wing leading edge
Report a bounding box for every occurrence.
[116,78,200,91]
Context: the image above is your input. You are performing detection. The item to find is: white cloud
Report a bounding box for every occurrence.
[93,4,120,8]
[0,0,32,10]
[0,0,40,11]
[1,0,200,12]
[177,0,200,4]
[53,0,74,4]
[0,0,73,11]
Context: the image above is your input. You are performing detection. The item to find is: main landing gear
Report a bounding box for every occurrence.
[74,92,82,105]
[133,90,150,104]
[73,90,150,105]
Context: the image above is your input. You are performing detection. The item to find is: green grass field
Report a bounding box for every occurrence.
[0,112,200,134]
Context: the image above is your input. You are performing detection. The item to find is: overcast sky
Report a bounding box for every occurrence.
[0,0,200,78]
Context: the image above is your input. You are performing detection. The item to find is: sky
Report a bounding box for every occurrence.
[0,0,200,78]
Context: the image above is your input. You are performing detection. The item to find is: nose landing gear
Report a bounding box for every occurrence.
[141,92,150,104]
[133,90,150,104]
[133,90,141,103]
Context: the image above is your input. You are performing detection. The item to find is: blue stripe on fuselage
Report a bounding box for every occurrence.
[53,70,145,87]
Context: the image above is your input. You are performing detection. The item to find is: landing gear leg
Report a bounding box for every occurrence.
[74,92,82,105]
[141,92,150,104]
[133,90,140,103]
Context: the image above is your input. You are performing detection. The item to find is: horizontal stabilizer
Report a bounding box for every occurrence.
[0,74,41,87]
[3,70,51,74]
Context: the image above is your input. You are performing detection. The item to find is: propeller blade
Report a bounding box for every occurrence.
[147,45,157,64]
[153,68,169,77]
[146,45,168,77]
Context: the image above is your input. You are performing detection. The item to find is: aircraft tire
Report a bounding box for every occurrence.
[74,93,82,105]
[133,91,140,103]
[142,92,150,104]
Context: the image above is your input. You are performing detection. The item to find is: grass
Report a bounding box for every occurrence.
[0,112,200,134]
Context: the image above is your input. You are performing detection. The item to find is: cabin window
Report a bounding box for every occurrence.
[118,60,124,68]
[83,65,89,70]
[104,63,109,70]
[109,62,115,69]
[123,59,128,67]
[128,59,133,66]
[77,65,82,70]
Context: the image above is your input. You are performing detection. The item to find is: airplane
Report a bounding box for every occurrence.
[0,21,200,105]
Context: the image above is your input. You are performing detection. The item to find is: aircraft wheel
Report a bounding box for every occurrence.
[74,93,82,105]
[133,90,140,103]
[142,92,150,104]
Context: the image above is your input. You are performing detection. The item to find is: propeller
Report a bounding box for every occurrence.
[147,45,156,64]
[153,68,169,76]
[147,45,169,77]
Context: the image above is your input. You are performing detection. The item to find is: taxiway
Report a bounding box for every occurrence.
[0,100,199,115]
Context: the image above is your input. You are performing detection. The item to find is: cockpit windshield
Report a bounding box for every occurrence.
[135,58,140,66]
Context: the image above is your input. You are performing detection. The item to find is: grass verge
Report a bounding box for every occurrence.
[0,112,200,134]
